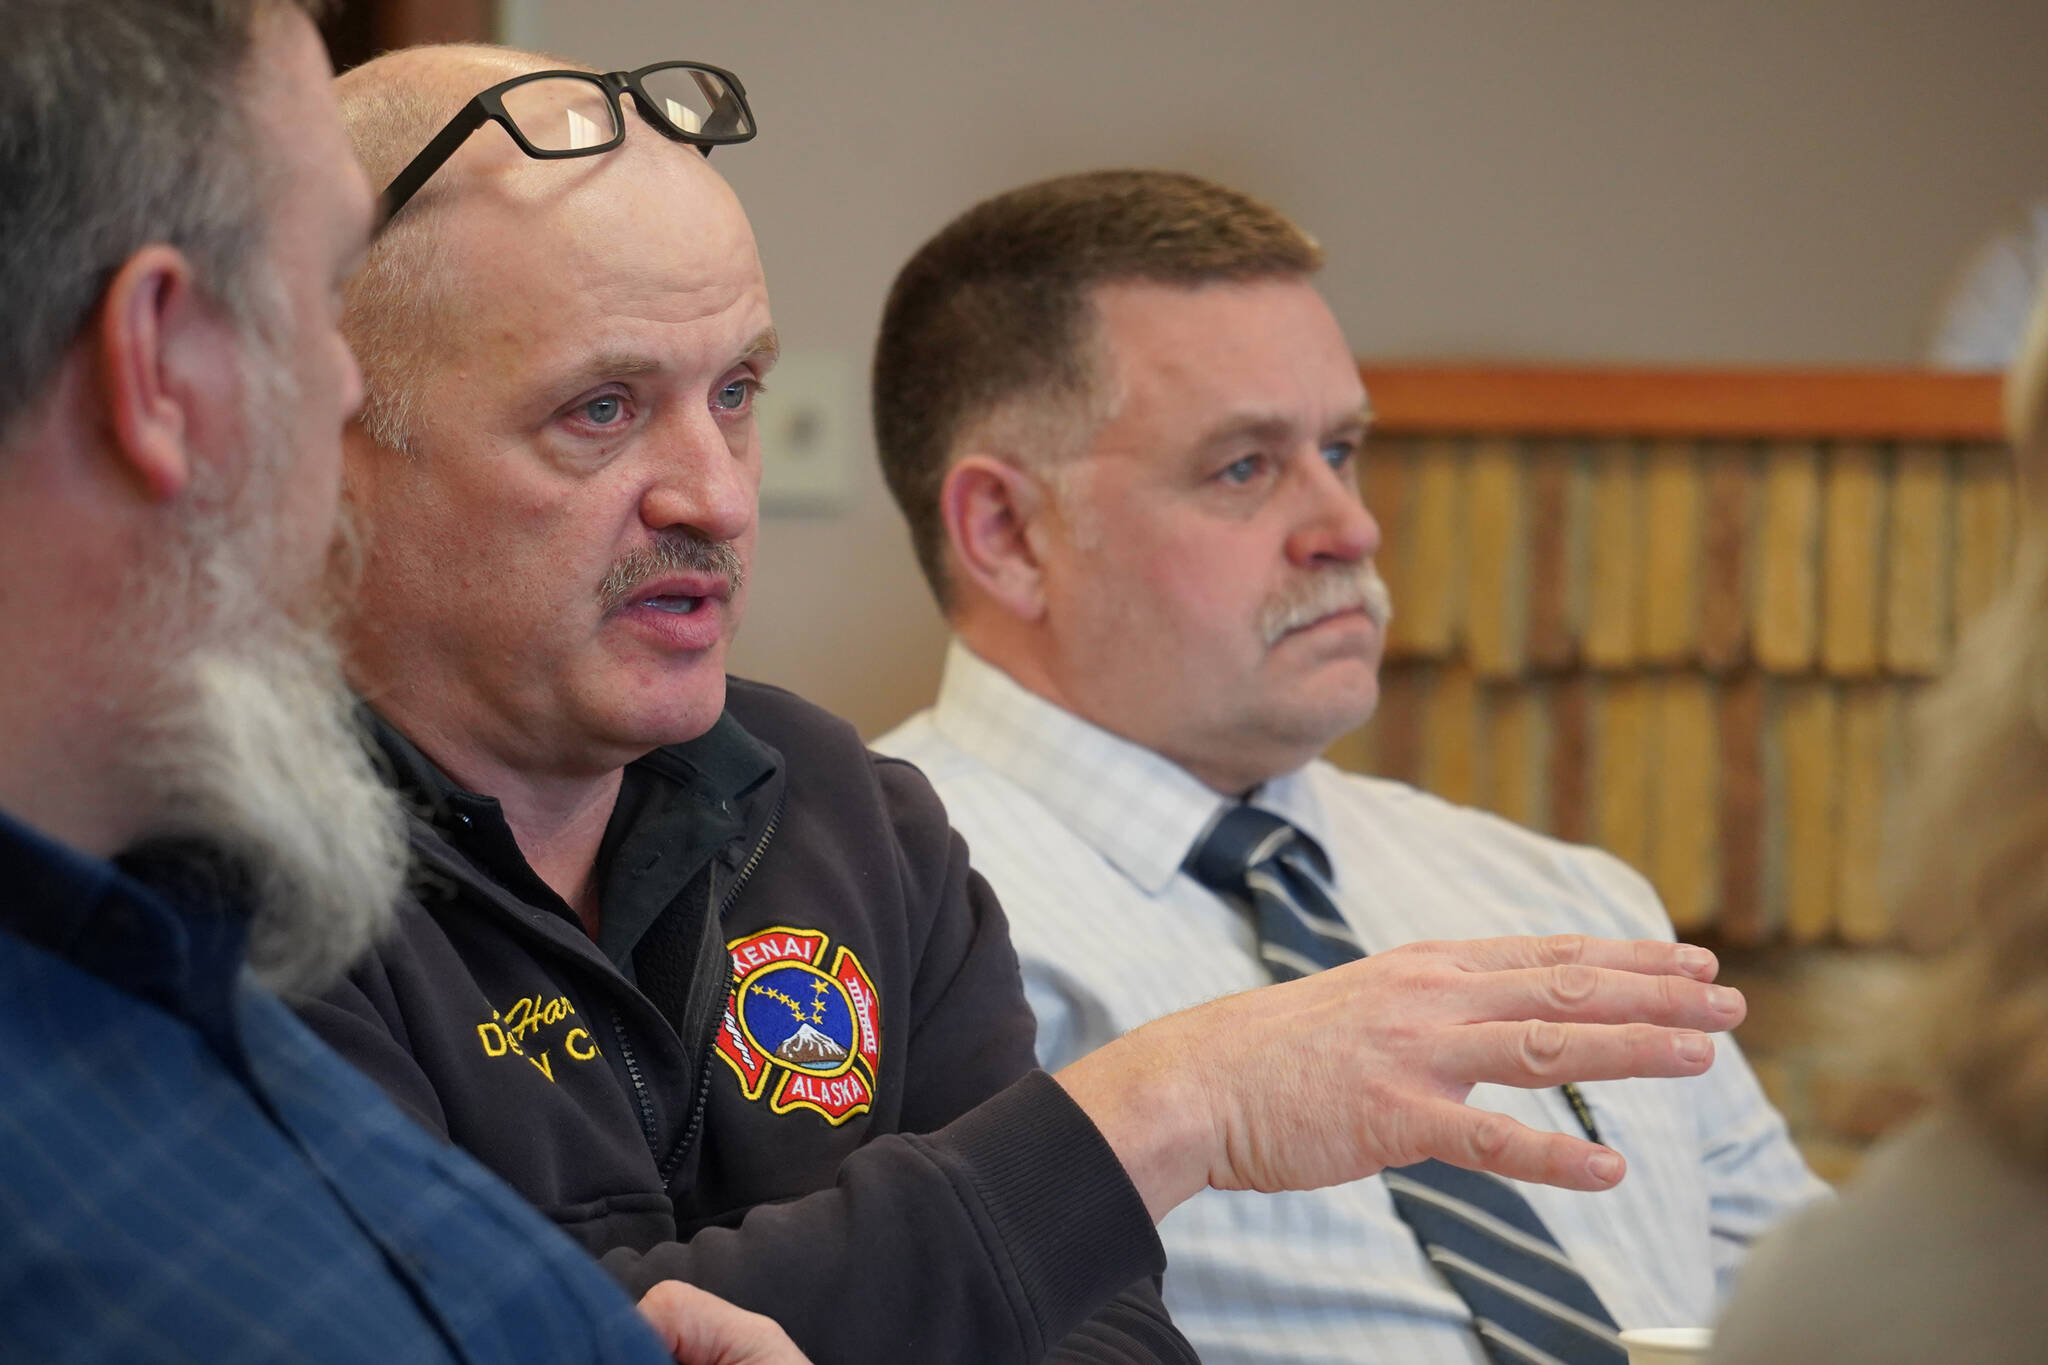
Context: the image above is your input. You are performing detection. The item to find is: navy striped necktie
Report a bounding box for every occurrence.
[1185,804,1627,1365]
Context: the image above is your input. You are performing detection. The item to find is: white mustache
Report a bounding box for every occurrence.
[1259,563,1393,646]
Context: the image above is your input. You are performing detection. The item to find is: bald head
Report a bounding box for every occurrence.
[336,43,598,454]
[339,44,590,207]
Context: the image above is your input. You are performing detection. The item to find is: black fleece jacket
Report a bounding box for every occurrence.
[298,679,1193,1365]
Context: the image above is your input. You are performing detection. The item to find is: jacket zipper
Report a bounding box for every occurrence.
[611,1005,661,1158]
[657,790,785,1187]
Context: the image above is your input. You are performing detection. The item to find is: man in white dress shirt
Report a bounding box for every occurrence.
[872,170,1827,1365]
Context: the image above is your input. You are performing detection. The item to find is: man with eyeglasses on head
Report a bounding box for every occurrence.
[306,44,1750,1365]
[0,4,798,1362]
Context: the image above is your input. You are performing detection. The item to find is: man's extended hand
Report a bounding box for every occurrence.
[1056,934,1744,1221]
[637,1281,813,1365]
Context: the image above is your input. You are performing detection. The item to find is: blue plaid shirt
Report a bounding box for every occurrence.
[0,807,673,1364]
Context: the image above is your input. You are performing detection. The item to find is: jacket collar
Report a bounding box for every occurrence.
[362,700,780,971]
[363,702,777,829]
[0,806,252,1063]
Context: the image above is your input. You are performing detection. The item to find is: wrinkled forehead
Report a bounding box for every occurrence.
[1086,278,1364,436]
[432,122,764,321]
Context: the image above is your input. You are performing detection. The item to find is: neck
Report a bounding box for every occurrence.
[951,616,1302,797]
[502,776,618,939]
[954,610,1072,717]
[0,490,151,858]
[0,730,136,859]
[382,705,623,937]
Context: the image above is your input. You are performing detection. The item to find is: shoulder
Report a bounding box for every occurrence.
[724,677,960,888]
[872,713,1091,877]
[1715,1113,2048,1362]
[725,676,930,783]
[0,929,166,1083]
[724,675,868,757]
[869,707,960,779]
[1306,760,1672,941]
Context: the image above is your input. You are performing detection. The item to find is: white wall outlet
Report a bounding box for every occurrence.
[757,349,856,515]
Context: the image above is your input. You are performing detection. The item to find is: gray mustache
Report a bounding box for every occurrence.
[1259,563,1393,646]
[597,532,746,615]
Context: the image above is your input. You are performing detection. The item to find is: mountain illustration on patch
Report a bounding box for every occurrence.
[776,1023,848,1066]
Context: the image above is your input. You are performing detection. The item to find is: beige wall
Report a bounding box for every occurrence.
[521,0,2048,737]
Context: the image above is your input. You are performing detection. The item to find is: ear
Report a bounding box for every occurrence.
[94,244,234,502]
[939,454,1054,622]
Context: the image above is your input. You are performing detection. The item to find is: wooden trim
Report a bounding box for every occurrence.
[374,0,495,48]
[1358,364,2006,443]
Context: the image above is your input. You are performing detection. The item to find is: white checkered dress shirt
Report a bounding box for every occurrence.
[876,642,1829,1365]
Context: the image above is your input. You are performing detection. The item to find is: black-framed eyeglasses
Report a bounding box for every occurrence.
[380,60,757,226]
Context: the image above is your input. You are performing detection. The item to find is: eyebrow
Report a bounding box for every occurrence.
[742,327,781,372]
[1195,402,1374,451]
[562,328,782,393]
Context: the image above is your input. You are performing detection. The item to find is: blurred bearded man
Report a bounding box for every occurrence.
[872,170,1827,1365]
[306,45,1752,1365]
[0,4,799,1360]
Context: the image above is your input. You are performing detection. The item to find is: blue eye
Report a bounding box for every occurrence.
[1322,440,1358,470]
[1219,455,1264,485]
[714,377,757,413]
[581,395,626,426]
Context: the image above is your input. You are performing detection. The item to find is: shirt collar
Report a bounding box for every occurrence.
[930,641,1236,896]
[364,703,776,831]
[0,805,251,1059]
[1250,761,1335,864]
[363,703,777,970]
[930,642,1340,895]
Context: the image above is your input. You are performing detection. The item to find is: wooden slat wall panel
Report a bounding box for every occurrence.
[1641,442,1703,664]
[1466,440,1528,676]
[1484,683,1549,831]
[1525,446,1583,668]
[1952,449,2016,635]
[1422,665,1482,808]
[1775,681,1839,944]
[1699,449,1756,672]
[1717,674,1769,945]
[1360,438,1412,645]
[1754,444,1822,673]
[1393,439,1463,658]
[1593,675,1653,873]
[1335,365,2009,946]
[1549,677,1592,846]
[1820,444,1884,677]
[1650,675,1718,934]
[1585,443,1643,668]
[1835,685,1898,945]
[1885,446,1951,676]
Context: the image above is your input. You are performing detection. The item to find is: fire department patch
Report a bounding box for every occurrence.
[715,925,880,1125]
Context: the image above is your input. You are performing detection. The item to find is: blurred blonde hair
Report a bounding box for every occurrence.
[1894,284,2048,1169]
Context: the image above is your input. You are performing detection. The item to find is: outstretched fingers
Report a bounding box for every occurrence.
[1443,1018,1718,1090]
[1431,933,1722,982]
[1449,958,1747,1032]
[1407,1099,1630,1192]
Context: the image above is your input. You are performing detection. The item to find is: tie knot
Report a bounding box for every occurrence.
[1185,805,1328,893]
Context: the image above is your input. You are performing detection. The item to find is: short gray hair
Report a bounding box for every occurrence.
[0,0,326,441]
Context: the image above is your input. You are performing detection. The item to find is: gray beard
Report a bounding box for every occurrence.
[127,615,408,998]
[116,287,407,998]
